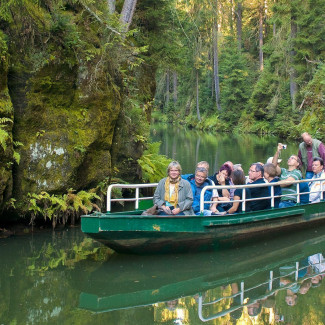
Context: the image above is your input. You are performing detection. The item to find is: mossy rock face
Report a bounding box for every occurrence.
[12,62,121,200]
[0,47,14,210]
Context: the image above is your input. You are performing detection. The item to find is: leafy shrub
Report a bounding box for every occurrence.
[137,142,171,183]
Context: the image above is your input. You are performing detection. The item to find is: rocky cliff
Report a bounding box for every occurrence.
[0,1,155,217]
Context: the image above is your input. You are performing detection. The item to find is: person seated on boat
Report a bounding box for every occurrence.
[266,156,282,176]
[153,161,194,216]
[247,163,271,211]
[227,169,251,214]
[272,143,303,208]
[263,163,282,208]
[184,167,222,216]
[182,161,219,199]
[182,161,210,180]
[209,163,233,210]
[309,157,325,203]
[233,163,243,172]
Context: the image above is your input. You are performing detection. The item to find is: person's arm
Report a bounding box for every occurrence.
[277,169,302,187]
[227,195,240,214]
[272,143,283,175]
[153,179,166,207]
[175,180,193,214]
[277,176,298,187]
[217,173,230,198]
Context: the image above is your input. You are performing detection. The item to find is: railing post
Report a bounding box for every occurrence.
[242,189,246,212]
[135,187,140,210]
[269,271,273,291]
[270,185,274,208]
[240,282,245,304]
[296,183,300,204]
[200,187,206,213]
[198,295,204,321]
[295,262,299,281]
[107,185,113,212]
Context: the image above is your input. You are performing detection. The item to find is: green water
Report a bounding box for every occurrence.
[1,226,325,324]
[1,127,325,324]
[150,123,299,174]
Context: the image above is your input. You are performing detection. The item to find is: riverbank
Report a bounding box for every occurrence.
[151,111,325,142]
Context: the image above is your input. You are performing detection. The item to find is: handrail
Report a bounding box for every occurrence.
[199,177,324,213]
[106,183,158,212]
[105,177,324,212]
[198,261,323,322]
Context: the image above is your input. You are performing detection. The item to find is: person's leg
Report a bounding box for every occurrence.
[279,200,295,208]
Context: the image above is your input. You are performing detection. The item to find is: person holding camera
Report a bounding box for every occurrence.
[272,143,302,208]
[298,132,325,179]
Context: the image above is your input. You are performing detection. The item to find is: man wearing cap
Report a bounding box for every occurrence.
[298,132,325,179]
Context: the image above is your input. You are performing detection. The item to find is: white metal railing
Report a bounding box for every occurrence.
[200,177,324,213]
[106,177,324,213]
[106,183,158,212]
[198,260,322,322]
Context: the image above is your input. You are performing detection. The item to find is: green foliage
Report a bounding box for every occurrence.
[298,63,325,140]
[219,37,255,123]
[137,142,172,183]
[0,117,13,151]
[25,189,101,227]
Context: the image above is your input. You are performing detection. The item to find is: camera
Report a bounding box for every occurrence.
[282,144,287,149]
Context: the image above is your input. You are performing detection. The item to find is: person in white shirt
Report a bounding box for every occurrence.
[309,157,325,203]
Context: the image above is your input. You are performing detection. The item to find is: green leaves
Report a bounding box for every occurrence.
[25,189,101,227]
[137,142,172,183]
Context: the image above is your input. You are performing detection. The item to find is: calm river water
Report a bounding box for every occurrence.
[1,126,325,324]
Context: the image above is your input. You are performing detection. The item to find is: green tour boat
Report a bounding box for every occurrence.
[81,180,325,254]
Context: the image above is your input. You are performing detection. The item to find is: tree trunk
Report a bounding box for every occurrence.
[213,12,222,111]
[290,14,298,110]
[120,0,137,32]
[229,0,234,35]
[173,71,177,104]
[185,95,193,116]
[235,0,242,50]
[108,0,116,14]
[258,1,264,71]
[196,69,201,121]
[165,70,170,110]
[258,3,264,71]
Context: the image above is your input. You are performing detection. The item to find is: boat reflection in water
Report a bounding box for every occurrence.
[78,226,325,323]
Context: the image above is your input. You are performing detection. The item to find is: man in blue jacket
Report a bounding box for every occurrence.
[183,167,215,215]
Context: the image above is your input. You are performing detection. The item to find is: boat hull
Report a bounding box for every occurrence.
[81,202,325,254]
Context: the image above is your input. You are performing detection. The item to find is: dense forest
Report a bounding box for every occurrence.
[153,0,325,138]
[0,0,324,224]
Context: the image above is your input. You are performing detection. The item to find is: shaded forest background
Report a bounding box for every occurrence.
[153,0,325,139]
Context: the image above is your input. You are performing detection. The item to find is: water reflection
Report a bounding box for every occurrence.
[2,226,325,323]
[150,123,299,174]
[78,226,325,324]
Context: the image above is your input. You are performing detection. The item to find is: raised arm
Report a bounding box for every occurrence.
[272,143,283,176]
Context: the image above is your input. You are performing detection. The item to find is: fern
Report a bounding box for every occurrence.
[137,142,172,183]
